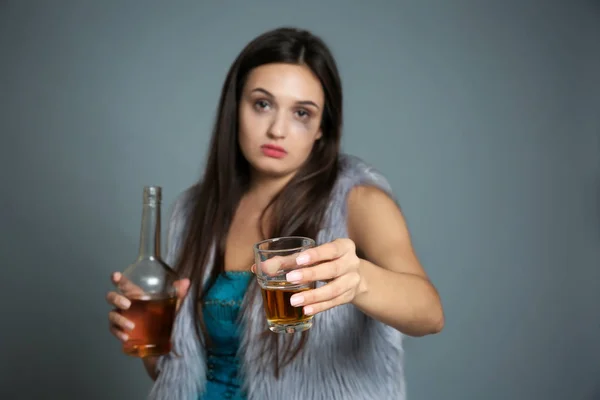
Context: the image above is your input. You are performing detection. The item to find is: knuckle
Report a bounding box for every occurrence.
[333,240,344,257]
[108,292,126,308]
[120,318,133,330]
[349,271,361,287]
[332,259,342,277]
[344,290,355,302]
[329,283,341,299]
[303,291,314,304]
[117,295,131,309]
[109,311,119,324]
[110,312,128,329]
[336,238,354,253]
[304,267,316,281]
[113,295,123,307]
[346,238,356,252]
[110,326,126,341]
[312,247,323,262]
[323,299,335,311]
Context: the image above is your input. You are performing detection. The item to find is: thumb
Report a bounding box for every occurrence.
[173,279,190,313]
[174,278,190,300]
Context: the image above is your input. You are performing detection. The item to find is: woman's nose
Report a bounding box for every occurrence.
[267,113,287,139]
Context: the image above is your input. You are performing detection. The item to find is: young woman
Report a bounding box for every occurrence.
[106,27,444,400]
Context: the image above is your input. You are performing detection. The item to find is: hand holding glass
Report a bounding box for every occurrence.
[254,237,316,333]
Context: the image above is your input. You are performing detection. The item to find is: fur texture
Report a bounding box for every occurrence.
[148,154,406,400]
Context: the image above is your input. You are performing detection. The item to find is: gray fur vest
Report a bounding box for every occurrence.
[148,154,406,400]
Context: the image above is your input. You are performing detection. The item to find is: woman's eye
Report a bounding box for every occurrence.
[255,100,270,110]
[296,109,310,119]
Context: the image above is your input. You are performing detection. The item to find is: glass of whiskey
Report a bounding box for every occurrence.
[254,236,316,334]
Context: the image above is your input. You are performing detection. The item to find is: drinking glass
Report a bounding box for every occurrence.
[254,236,316,333]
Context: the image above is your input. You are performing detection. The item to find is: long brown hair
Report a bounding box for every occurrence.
[175,27,343,376]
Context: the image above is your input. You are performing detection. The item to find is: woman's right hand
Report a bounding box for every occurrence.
[106,272,191,342]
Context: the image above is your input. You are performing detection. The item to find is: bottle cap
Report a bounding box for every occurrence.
[143,186,162,204]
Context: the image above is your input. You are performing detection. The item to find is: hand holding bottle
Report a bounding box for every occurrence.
[106,272,190,343]
[107,186,190,358]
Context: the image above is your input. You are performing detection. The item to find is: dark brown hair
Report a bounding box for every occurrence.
[176,27,343,376]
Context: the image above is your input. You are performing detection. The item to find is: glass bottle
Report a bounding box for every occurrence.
[118,186,179,358]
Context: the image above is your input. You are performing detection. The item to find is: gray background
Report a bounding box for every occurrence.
[1,1,599,399]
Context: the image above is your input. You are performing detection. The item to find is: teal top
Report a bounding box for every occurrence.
[199,271,253,400]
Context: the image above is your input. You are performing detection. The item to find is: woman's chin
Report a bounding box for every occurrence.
[249,161,297,181]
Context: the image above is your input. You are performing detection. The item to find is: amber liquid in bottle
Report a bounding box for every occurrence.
[120,297,177,357]
[118,186,179,358]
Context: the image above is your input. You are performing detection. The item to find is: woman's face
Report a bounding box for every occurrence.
[238,63,324,180]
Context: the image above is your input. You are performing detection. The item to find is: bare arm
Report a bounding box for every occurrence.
[347,185,444,336]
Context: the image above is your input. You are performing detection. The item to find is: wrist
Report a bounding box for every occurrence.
[354,259,371,300]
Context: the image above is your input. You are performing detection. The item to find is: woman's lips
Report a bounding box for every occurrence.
[261,144,287,159]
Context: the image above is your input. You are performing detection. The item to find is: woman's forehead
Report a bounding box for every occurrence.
[244,63,324,105]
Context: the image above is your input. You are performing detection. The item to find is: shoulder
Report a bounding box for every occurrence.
[333,153,396,204]
[319,154,398,242]
[338,155,400,223]
[170,184,197,215]
[166,184,198,226]
[164,184,199,265]
[165,183,201,240]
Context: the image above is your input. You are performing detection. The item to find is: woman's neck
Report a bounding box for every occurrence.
[246,171,295,206]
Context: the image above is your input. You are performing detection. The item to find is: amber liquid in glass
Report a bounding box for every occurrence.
[118,296,177,357]
[260,286,313,327]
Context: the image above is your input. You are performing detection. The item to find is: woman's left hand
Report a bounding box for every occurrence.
[260,238,367,316]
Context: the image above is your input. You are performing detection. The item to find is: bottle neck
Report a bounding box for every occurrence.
[137,200,161,260]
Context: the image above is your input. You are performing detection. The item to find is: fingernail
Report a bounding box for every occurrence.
[121,333,129,342]
[290,295,304,306]
[296,254,310,265]
[126,321,135,330]
[120,298,131,308]
[286,271,302,282]
[304,306,314,315]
